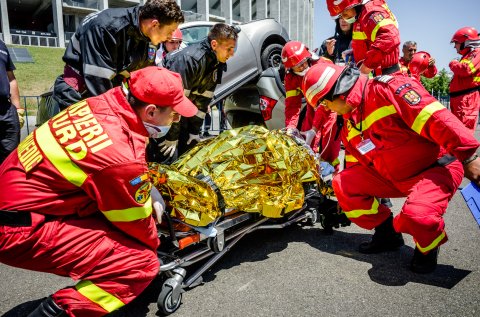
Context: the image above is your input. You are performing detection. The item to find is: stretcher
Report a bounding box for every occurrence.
[150,126,350,315]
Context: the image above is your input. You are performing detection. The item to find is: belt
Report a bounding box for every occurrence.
[0,210,32,227]
[449,86,480,98]
[381,64,400,75]
[435,154,457,167]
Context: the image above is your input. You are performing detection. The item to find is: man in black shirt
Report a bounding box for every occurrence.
[0,39,22,164]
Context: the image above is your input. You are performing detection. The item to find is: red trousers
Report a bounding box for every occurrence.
[0,213,159,316]
[450,91,480,134]
[332,161,464,253]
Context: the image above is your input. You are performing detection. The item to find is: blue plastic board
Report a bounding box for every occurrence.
[460,182,480,227]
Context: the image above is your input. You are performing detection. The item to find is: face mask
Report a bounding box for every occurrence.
[344,16,357,24]
[143,121,171,138]
[294,67,309,77]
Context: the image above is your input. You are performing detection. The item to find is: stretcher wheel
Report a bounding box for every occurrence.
[207,232,225,253]
[306,208,318,226]
[157,284,182,315]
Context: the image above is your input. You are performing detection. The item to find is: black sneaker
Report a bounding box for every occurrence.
[410,247,439,274]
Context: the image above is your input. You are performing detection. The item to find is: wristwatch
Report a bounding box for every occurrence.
[462,153,478,165]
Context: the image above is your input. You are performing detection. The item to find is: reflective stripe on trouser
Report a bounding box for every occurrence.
[450,92,480,135]
[333,161,464,250]
[0,214,159,317]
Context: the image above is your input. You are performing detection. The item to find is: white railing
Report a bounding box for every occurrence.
[11,34,58,47]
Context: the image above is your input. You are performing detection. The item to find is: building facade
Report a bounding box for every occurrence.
[0,0,314,48]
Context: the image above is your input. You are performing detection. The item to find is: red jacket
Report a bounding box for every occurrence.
[284,58,332,129]
[352,0,400,71]
[0,87,159,250]
[449,47,480,94]
[399,56,437,80]
[341,75,479,182]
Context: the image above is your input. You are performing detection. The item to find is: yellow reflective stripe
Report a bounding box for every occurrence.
[411,102,445,134]
[352,31,367,40]
[331,157,340,167]
[345,198,379,219]
[345,154,358,162]
[381,4,398,27]
[102,196,152,222]
[416,231,446,253]
[474,77,480,82]
[76,280,124,312]
[35,123,88,187]
[286,89,301,98]
[460,59,476,73]
[371,18,396,42]
[346,105,397,141]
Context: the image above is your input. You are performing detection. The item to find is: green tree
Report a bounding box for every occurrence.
[420,68,451,96]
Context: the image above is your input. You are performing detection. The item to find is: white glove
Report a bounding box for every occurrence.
[186,133,201,145]
[300,129,316,146]
[159,139,178,158]
[151,186,165,224]
[285,127,297,136]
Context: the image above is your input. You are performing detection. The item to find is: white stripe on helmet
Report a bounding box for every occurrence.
[305,66,336,104]
[295,43,305,55]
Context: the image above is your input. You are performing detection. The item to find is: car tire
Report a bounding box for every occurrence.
[261,43,284,70]
[227,111,265,128]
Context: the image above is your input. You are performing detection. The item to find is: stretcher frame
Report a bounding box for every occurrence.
[154,182,349,315]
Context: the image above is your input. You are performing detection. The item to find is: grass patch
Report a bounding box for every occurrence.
[12,45,65,97]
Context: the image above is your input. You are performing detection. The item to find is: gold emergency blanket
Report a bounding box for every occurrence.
[149,125,320,227]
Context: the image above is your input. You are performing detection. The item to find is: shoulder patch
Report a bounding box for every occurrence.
[370,12,385,24]
[374,75,394,83]
[402,89,421,105]
[135,182,152,204]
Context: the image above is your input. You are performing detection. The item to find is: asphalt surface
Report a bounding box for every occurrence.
[1,121,479,317]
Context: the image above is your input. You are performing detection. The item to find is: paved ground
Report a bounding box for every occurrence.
[1,121,479,317]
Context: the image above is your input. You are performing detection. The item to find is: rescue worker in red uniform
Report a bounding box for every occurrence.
[281,41,341,168]
[326,0,400,76]
[155,28,185,66]
[0,66,197,316]
[449,26,480,134]
[399,41,437,79]
[406,51,438,81]
[302,63,480,273]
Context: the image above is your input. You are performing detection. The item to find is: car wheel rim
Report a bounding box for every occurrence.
[270,53,282,68]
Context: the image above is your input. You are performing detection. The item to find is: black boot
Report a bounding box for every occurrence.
[359,214,404,254]
[410,247,439,274]
[28,296,67,317]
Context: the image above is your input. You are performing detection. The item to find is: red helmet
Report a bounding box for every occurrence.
[326,0,362,18]
[408,51,431,78]
[302,63,345,107]
[450,27,479,44]
[171,28,183,41]
[281,41,312,69]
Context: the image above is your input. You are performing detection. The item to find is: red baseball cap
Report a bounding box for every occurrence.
[129,66,197,117]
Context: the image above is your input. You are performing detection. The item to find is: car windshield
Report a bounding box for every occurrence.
[181,26,212,46]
